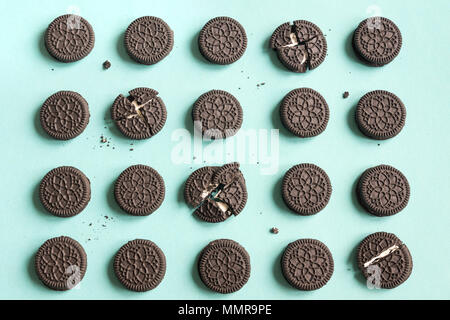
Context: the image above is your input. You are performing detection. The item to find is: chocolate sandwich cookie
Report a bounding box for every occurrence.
[40,91,90,140]
[282,164,332,215]
[184,163,247,223]
[114,165,165,216]
[39,166,91,217]
[114,239,166,292]
[270,20,327,72]
[35,236,87,290]
[357,165,410,217]
[198,17,247,65]
[356,90,406,140]
[192,90,243,140]
[281,239,334,290]
[357,232,412,289]
[45,14,95,62]
[353,17,402,66]
[124,16,174,65]
[198,239,251,293]
[280,88,329,137]
[111,87,167,140]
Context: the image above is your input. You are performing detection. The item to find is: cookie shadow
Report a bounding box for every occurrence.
[116,32,134,63]
[32,181,52,218]
[347,242,367,287]
[38,29,56,63]
[107,254,128,291]
[190,32,210,64]
[184,104,194,136]
[264,35,288,72]
[273,250,296,290]
[345,31,360,64]
[106,179,128,216]
[273,176,290,215]
[347,103,366,138]
[351,175,368,217]
[28,251,42,287]
[191,250,212,293]
[271,102,293,138]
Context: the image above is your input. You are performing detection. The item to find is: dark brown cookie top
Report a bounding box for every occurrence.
[198,239,251,293]
[111,87,167,140]
[211,162,242,186]
[280,88,329,137]
[35,236,87,290]
[356,90,406,140]
[40,91,90,140]
[124,16,174,65]
[114,239,166,292]
[353,17,402,66]
[270,20,327,72]
[184,166,219,208]
[282,239,334,290]
[282,164,332,215]
[45,15,95,62]
[192,90,243,140]
[39,166,91,217]
[357,165,410,217]
[198,17,247,65]
[114,165,165,216]
[357,232,412,289]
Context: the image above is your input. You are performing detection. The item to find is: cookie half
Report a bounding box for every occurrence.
[353,17,402,66]
[35,236,87,290]
[356,90,406,140]
[45,15,95,62]
[114,239,166,292]
[357,165,410,216]
[40,91,90,140]
[198,17,247,65]
[281,239,334,290]
[111,87,167,140]
[124,16,174,65]
[39,166,91,217]
[192,90,243,140]
[282,164,332,215]
[280,88,329,137]
[357,232,412,289]
[198,239,251,293]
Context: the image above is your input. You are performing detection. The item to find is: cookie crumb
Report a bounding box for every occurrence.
[271,227,279,234]
[343,91,349,99]
[103,60,111,70]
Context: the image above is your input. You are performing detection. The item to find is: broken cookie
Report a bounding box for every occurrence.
[184,162,247,223]
[270,20,327,73]
[111,87,167,140]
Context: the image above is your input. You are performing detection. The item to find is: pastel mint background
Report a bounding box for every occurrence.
[0,0,449,299]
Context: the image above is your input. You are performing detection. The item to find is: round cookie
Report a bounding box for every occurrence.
[281,239,334,290]
[280,88,329,137]
[270,20,327,72]
[114,239,166,292]
[198,17,247,65]
[353,17,402,66]
[35,236,87,290]
[282,164,332,215]
[124,16,174,65]
[114,165,165,216]
[40,91,90,140]
[357,232,412,289]
[357,165,410,217]
[45,14,95,62]
[111,87,167,140]
[39,166,91,217]
[198,239,251,293]
[192,90,243,140]
[356,90,406,140]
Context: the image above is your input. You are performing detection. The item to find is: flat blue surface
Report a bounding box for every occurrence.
[0,0,449,299]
